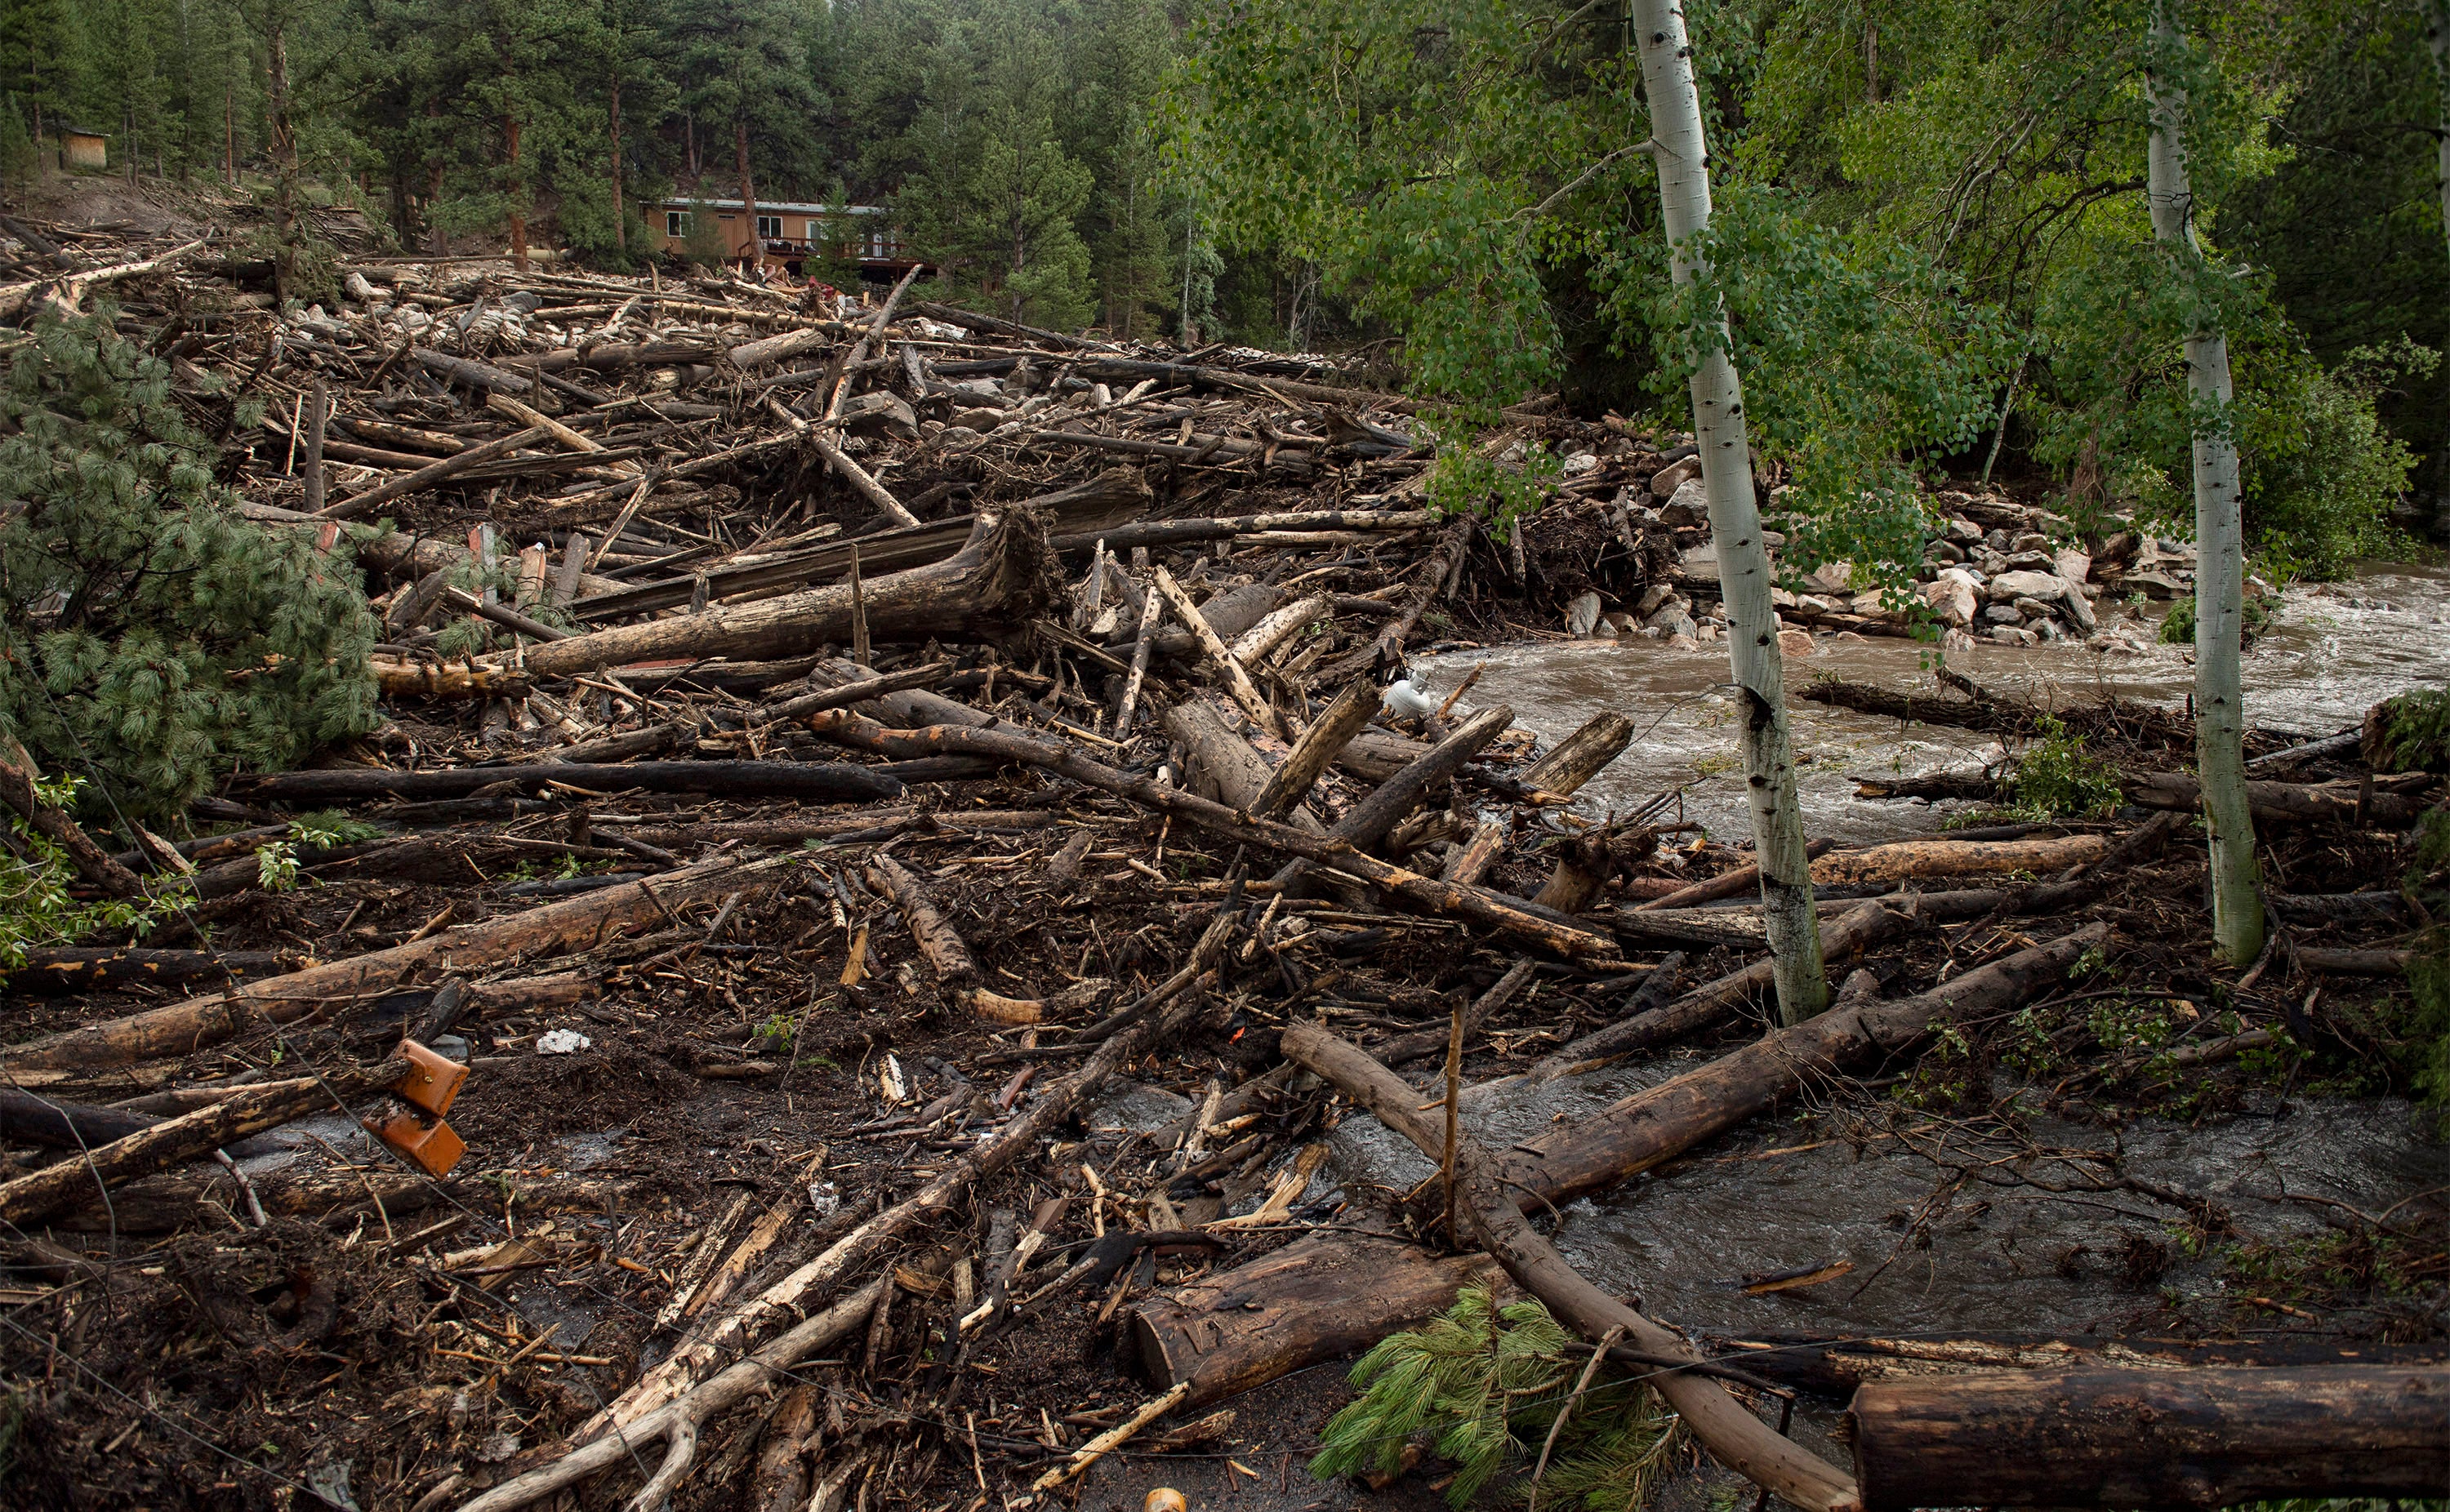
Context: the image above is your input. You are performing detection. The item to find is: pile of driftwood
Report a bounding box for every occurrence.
[0,224,2441,1512]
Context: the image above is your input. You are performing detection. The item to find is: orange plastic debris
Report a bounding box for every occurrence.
[391,1038,469,1118]
[366,1107,467,1176]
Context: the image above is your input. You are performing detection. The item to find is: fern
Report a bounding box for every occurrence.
[1311,1288,1684,1511]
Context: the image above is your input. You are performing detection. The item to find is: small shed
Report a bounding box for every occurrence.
[63,128,107,170]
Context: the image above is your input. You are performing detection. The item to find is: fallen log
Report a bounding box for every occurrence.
[1520,711,1635,798]
[866,853,978,989]
[1246,676,1377,820]
[1323,519,1468,676]
[1846,1364,2448,1510]
[804,711,1615,958]
[518,507,1057,678]
[2,947,296,992]
[1284,1022,1861,1512]
[231,758,902,806]
[1048,509,1431,556]
[52,1166,626,1234]
[1809,833,2107,887]
[2129,770,2426,828]
[0,854,776,1074]
[0,749,145,898]
[1714,1332,2450,1396]
[2292,946,2412,976]
[371,658,531,700]
[1637,838,1836,911]
[317,424,554,520]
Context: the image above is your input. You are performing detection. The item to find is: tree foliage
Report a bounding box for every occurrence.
[0,316,380,827]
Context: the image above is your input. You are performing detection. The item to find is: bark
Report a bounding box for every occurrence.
[1638,838,1836,911]
[0,1071,370,1226]
[1714,1332,2450,1396]
[371,659,531,700]
[0,749,145,898]
[1633,0,1826,1024]
[2431,0,2450,262]
[1321,522,1467,678]
[866,854,978,988]
[2147,7,2261,964]
[608,78,626,256]
[735,118,760,272]
[746,1384,817,1512]
[522,508,1057,678]
[1247,676,1378,820]
[806,712,1617,958]
[1047,509,1434,557]
[233,760,902,807]
[1116,580,1164,737]
[1809,834,2108,887]
[1847,1364,2448,1510]
[2128,770,2426,828]
[266,20,300,300]
[1285,1023,1861,1512]
[0,856,774,1074]
[318,424,554,521]
[1230,594,1329,665]
[1153,567,1285,736]
[301,376,329,516]
[1164,700,1316,834]
[506,115,528,271]
[1440,816,1511,886]
[4,947,293,993]
[1520,711,1636,798]
[1270,705,1513,898]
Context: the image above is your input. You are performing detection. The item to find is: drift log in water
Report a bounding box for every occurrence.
[1847,1364,2448,1510]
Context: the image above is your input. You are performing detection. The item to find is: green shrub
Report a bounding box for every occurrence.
[2364,689,2450,774]
[1311,1287,1680,1510]
[0,316,380,828]
[2012,714,2123,819]
[0,774,185,968]
[2237,342,2429,580]
[2158,593,2276,645]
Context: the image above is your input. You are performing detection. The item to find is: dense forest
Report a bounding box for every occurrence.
[0,0,2442,563]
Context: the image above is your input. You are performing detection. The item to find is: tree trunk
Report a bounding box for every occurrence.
[2430,0,2450,260]
[608,76,626,256]
[1631,0,1827,1024]
[0,856,774,1074]
[231,759,902,806]
[735,118,760,272]
[1847,1364,2448,1510]
[266,19,299,300]
[1713,1331,2450,1396]
[224,78,235,185]
[2146,7,2262,964]
[1520,711,1635,797]
[506,114,528,271]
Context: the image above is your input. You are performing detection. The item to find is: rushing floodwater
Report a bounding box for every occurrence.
[1415,559,2450,844]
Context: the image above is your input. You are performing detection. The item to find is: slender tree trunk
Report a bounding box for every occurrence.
[506,114,528,271]
[223,77,236,186]
[609,76,626,256]
[1864,16,1880,103]
[266,17,299,300]
[735,118,760,272]
[1631,0,1828,1024]
[2428,0,2449,260]
[2147,7,2262,964]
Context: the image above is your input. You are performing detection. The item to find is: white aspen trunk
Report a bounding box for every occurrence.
[2147,8,2263,965]
[1631,0,1828,1024]
[2428,0,2449,260]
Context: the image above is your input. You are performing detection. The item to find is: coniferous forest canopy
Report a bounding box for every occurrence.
[2,0,2443,558]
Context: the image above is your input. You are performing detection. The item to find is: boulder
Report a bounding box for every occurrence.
[843,392,921,439]
[1566,591,1604,638]
[1776,628,1817,658]
[1982,603,2024,626]
[1801,560,1852,594]
[1561,450,1601,477]
[1650,456,1702,499]
[2054,547,2091,585]
[1850,589,1898,620]
[2011,596,2056,623]
[1634,582,1677,616]
[1651,610,1698,639]
[1665,631,1701,652]
[2123,570,2188,600]
[2011,531,2050,554]
[2003,549,2055,571]
[1988,569,2069,603]
[1661,477,1710,527]
[1923,575,1979,628]
[1984,527,2012,551]
[1927,539,1967,564]
[2059,577,2097,635]
[1944,517,1983,545]
[1678,536,1720,581]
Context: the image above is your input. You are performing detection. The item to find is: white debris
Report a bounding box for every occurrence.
[536,1028,593,1055]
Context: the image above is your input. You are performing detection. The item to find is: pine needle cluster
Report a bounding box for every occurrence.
[0,314,380,827]
[1310,1288,1684,1511]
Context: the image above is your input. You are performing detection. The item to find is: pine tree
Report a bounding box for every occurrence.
[0,317,380,829]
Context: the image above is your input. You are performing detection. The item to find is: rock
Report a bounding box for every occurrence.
[1565,591,1604,638]
[2031,509,2077,538]
[2059,577,2097,634]
[1660,476,1710,526]
[843,391,921,439]
[947,378,1004,401]
[951,407,1009,430]
[2011,595,2055,623]
[1635,583,1677,616]
[933,425,982,447]
[1984,527,2012,551]
[1926,539,1966,564]
[2054,547,2091,585]
[1988,569,2069,603]
[1923,576,1979,628]
[1678,536,1719,580]
[1986,625,2026,645]
[1650,456,1702,499]
[1760,530,1786,548]
[1795,594,1835,614]
[1944,518,1983,545]
[2003,550,2054,571]
[1777,629,1817,658]
[2123,570,2188,600]
[1942,627,1977,654]
[1695,621,1721,643]
[1850,589,1896,620]
[2011,531,2050,553]
[1982,603,2025,626]
[345,270,378,304]
[1666,632,1700,651]
[1802,560,1852,594]
[1652,611,1698,639]
[2033,617,2065,642]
